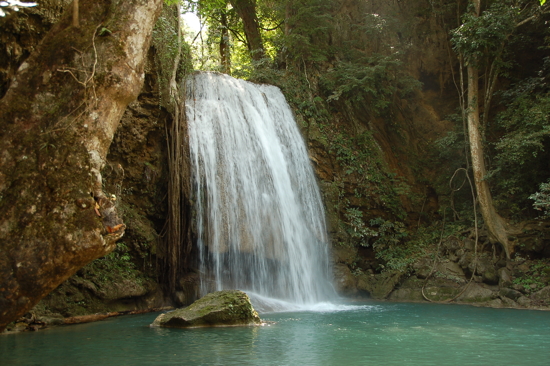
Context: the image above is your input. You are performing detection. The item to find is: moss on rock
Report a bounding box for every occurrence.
[151,290,261,328]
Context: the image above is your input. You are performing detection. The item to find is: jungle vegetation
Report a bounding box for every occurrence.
[173,0,550,261]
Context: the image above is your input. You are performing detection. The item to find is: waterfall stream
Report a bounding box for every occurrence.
[186,72,333,306]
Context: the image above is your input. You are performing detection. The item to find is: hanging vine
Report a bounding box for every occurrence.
[153,2,194,293]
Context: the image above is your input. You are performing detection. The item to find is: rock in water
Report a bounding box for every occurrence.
[151,290,261,328]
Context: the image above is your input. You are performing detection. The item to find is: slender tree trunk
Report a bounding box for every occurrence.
[0,0,163,332]
[467,65,512,258]
[229,0,265,60]
[473,0,480,16]
[72,0,79,28]
[220,12,231,73]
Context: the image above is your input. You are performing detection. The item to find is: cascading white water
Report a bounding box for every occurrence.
[186,72,333,306]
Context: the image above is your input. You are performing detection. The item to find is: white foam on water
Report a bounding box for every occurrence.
[246,291,378,314]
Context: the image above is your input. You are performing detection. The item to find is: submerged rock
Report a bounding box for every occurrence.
[151,290,261,328]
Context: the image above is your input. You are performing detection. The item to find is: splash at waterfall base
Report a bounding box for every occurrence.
[186,72,335,308]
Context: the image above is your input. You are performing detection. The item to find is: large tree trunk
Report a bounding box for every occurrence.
[0,0,163,332]
[229,0,265,61]
[467,65,512,258]
[464,0,513,258]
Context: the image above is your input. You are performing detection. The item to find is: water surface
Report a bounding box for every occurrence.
[3,302,550,365]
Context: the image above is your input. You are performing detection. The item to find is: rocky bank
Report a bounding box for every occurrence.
[333,222,550,310]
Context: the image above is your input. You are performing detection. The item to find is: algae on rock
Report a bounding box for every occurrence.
[151,290,261,328]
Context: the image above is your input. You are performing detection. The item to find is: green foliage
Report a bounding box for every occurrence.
[318,122,409,221]
[530,180,550,218]
[105,242,133,266]
[451,1,517,65]
[342,207,377,244]
[370,217,408,249]
[513,260,550,291]
[321,55,421,116]
[280,0,334,65]
[488,60,550,215]
[374,221,468,273]
[98,27,112,37]
[373,221,422,272]
[444,0,550,219]
[495,97,550,167]
[309,116,389,248]
[84,242,146,284]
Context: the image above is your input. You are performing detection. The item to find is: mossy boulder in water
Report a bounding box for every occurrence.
[151,290,261,328]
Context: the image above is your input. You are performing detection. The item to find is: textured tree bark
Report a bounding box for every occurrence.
[467,65,512,258]
[219,12,231,73]
[229,0,265,60]
[0,0,163,332]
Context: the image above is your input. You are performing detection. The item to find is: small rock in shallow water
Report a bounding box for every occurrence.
[151,290,261,328]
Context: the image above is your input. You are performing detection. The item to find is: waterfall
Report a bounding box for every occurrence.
[186,72,333,306]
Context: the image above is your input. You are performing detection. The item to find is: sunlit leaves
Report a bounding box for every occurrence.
[451,1,517,65]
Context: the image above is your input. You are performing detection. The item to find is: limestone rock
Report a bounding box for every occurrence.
[482,267,499,285]
[332,246,358,265]
[457,283,495,302]
[436,261,466,280]
[458,252,473,271]
[463,239,476,251]
[356,273,374,295]
[368,271,403,300]
[532,286,550,303]
[487,298,504,308]
[498,267,512,288]
[499,287,522,301]
[412,258,432,279]
[421,285,463,301]
[151,290,261,328]
[469,257,492,276]
[333,263,358,296]
[388,287,424,302]
[500,296,518,308]
[442,236,461,254]
[96,278,156,301]
[517,296,532,307]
